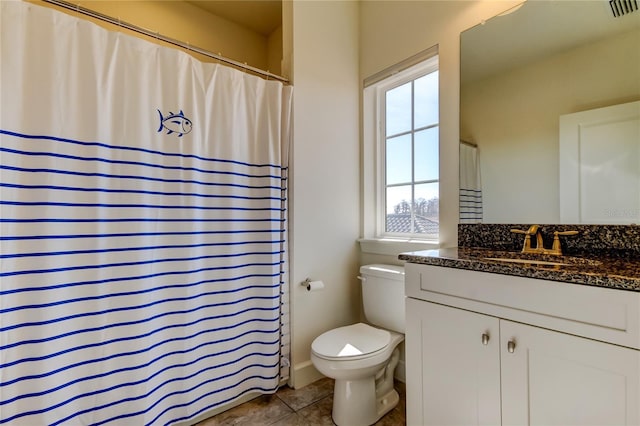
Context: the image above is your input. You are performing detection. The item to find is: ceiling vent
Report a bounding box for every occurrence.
[609,0,639,17]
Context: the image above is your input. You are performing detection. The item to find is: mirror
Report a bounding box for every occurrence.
[460,0,640,224]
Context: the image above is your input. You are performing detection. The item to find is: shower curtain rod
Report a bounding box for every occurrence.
[41,0,289,84]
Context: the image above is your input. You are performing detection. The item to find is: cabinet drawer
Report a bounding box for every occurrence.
[405,263,640,349]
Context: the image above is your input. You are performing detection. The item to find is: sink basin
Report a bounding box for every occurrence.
[484,257,568,266]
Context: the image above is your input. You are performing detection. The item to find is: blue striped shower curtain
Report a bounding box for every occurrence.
[459,143,483,223]
[0,2,292,425]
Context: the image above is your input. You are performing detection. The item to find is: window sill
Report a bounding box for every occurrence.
[358,238,440,256]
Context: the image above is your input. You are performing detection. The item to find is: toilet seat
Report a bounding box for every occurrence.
[311,323,391,361]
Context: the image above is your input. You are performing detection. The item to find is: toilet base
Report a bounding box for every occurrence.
[376,387,400,421]
[332,378,400,426]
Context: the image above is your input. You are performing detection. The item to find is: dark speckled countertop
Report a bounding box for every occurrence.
[399,248,640,292]
[399,224,640,292]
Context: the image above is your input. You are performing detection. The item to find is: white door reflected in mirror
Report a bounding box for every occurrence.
[559,101,640,224]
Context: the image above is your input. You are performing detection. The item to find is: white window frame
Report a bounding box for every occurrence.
[360,47,440,255]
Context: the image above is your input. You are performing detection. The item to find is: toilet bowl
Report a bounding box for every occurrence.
[310,264,405,426]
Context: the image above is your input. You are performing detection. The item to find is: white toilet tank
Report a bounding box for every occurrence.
[359,264,405,334]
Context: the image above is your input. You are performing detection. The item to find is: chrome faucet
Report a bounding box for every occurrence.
[510,226,578,256]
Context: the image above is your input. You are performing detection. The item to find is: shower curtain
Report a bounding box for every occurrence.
[459,142,483,223]
[0,2,291,425]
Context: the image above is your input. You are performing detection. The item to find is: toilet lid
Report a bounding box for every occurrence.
[311,323,391,360]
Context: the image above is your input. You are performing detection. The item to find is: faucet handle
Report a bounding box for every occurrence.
[555,230,579,236]
[550,230,579,255]
[510,225,539,235]
[511,226,543,253]
[511,226,541,253]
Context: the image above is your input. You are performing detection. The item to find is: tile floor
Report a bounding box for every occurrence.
[196,377,406,426]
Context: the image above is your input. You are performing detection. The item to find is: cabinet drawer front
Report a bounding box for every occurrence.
[405,263,640,349]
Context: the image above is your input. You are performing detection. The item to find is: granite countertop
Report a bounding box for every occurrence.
[399,247,640,292]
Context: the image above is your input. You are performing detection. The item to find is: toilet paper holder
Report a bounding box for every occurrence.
[301,278,324,291]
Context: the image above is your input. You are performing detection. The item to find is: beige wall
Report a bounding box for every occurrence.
[33,0,276,74]
[461,28,640,223]
[268,25,284,76]
[359,0,521,266]
[287,0,361,388]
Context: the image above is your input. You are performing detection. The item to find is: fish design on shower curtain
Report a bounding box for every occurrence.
[157,109,193,137]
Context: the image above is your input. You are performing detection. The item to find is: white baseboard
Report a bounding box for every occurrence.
[290,360,325,389]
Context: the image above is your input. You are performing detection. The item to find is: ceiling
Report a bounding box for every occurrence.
[186,1,282,36]
[461,0,640,84]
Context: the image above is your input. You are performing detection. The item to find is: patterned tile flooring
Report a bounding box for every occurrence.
[196,377,406,426]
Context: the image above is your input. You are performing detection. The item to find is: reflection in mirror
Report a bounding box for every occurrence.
[460,0,640,224]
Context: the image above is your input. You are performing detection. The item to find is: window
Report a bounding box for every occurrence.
[364,52,439,241]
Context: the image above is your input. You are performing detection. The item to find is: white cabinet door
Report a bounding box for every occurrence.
[500,320,640,426]
[406,299,501,426]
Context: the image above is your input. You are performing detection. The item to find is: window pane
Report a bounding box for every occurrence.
[386,185,412,233]
[386,82,412,136]
[414,71,438,129]
[414,182,439,235]
[386,134,412,185]
[415,127,439,182]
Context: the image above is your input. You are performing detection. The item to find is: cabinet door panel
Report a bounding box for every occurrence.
[406,299,501,425]
[501,320,640,426]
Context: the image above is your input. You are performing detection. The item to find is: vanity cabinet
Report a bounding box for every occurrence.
[405,263,640,426]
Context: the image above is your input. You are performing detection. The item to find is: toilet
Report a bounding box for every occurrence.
[310,264,405,426]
